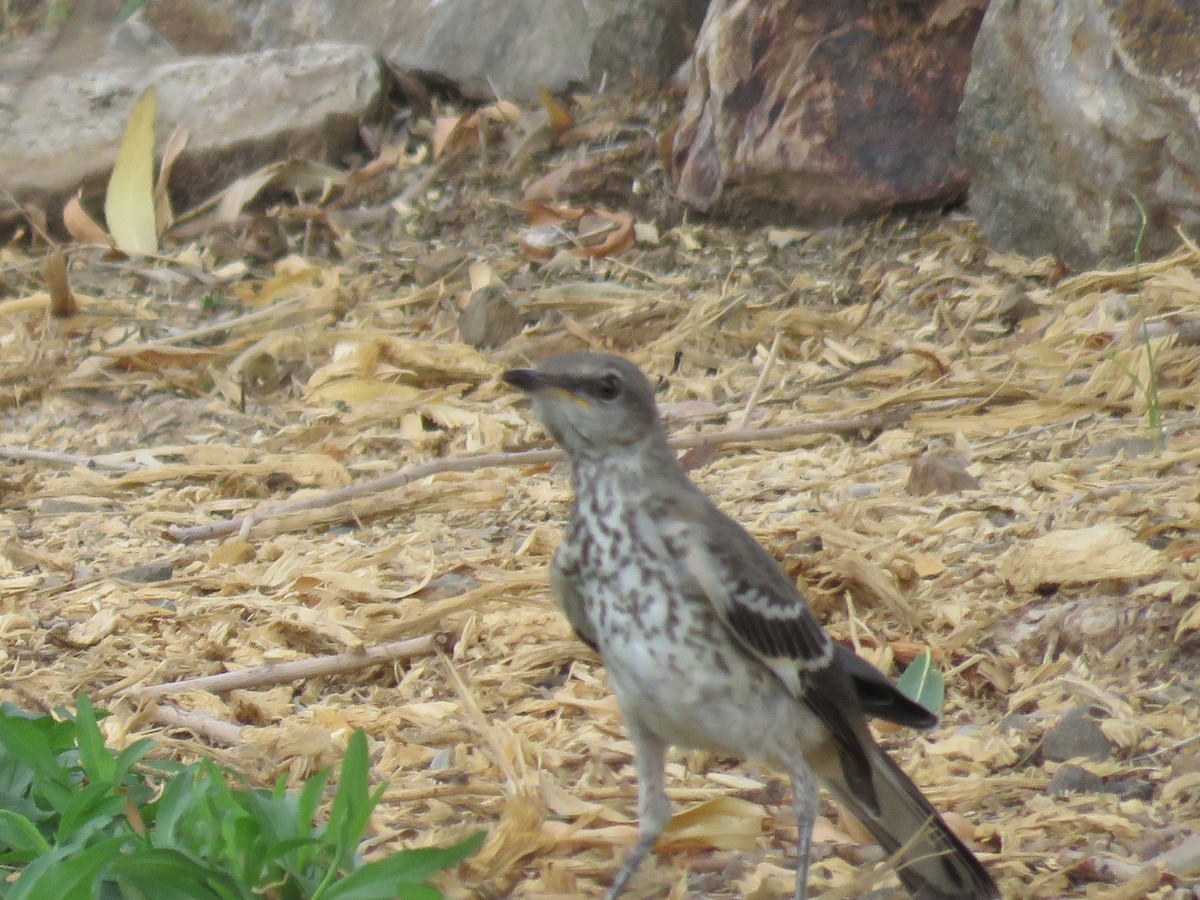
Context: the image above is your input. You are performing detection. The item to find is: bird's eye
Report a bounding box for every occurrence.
[595,372,622,401]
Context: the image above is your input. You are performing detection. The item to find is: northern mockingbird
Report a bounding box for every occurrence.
[503,351,999,899]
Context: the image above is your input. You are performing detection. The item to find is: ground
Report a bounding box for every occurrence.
[1,91,1199,898]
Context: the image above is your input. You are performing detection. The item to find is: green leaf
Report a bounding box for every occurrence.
[55,781,128,844]
[320,832,485,900]
[73,695,117,785]
[100,845,248,900]
[113,738,155,785]
[5,836,127,900]
[324,731,377,868]
[0,715,66,785]
[0,809,52,860]
[895,649,945,715]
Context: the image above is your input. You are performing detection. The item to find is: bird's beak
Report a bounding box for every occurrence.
[501,368,546,393]
[502,368,591,407]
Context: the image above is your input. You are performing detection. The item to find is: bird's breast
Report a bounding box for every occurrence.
[564,485,820,758]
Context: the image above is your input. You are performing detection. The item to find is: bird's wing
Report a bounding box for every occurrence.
[551,539,600,651]
[670,498,836,686]
[659,491,879,808]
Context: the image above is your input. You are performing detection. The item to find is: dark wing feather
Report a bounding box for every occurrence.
[835,645,938,729]
[667,493,880,811]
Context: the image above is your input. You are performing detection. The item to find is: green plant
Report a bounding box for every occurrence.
[0,696,483,899]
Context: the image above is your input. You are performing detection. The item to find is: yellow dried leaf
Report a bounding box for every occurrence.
[912,553,946,578]
[305,377,424,406]
[1001,524,1164,591]
[66,609,121,647]
[63,193,112,244]
[105,86,159,255]
[155,123,188,234]
[660,796,763,851]
[209,539,256,567]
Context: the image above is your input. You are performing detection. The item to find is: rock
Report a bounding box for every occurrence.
[458,285,524,349]
[144,0,243,55]
[1105,775,1155,801]
[905,452,980,496]
[1046,762,1104,795]
[413,247,468,285]
[116,561,176,584]
[1,44,383,234]
[39,498,109,515]
[673,0,986,219]
[999,713,1036,736]
[241,0,705,100]
[958,0,1200,268]
[1087,437,1161,459]
[1041,704,1116,763]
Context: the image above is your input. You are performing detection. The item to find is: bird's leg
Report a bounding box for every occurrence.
[790,764,820,900]
[606,722,670,900]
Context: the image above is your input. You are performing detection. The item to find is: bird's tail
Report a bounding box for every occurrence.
[825,739,1000,899]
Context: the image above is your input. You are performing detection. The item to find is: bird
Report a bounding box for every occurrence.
[502,351,1000,900]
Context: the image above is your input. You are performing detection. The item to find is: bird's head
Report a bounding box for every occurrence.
[502,352,665,460]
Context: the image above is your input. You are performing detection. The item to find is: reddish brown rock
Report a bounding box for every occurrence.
[672,0,986,220]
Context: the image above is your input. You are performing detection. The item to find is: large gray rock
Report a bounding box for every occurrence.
[673,0,985,220]
[239,0,703,100]
[0,44,382,234]
[958,0,1200,268]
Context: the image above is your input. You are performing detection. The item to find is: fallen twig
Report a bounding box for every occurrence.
[136,633,444,698]
[167,448,562,542]
[167,406,913,543]
[147,702,244,746]
[0,444,144,472]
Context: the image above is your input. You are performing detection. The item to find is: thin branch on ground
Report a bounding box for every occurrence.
[135,633,445,698]
[167,406,915,543]
[146,702,245,746]
[0,444,144,472]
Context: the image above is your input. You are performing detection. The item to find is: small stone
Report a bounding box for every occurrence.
[457,285,524,348]
[1046,763,1104,795]
[421,572,481,600]
[40,498,107,514]
[1087,437,1160,458]
[1105,776,1155,801]
[906,452,981,496]
[413,247,467,285]
[994,287,1040,329]
[1041,704,1116,763]
[999,713,1036,735]
[116,561,175,583]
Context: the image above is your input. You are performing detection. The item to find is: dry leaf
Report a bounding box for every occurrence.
[213,159,346,224]
[660,797,764,851]
[1001,525,1165,591]
[154,123,189,234]
[517,202,634,261]
[209,538,256,566]
[105,85,159,255]
[537,86,573,133]
[62,193,113,245]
